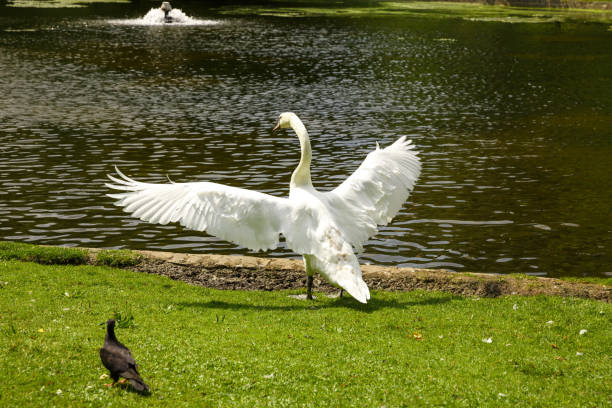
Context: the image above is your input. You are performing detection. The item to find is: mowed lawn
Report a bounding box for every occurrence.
[0,259,609,407]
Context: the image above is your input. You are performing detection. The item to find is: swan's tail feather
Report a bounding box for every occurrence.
[338,274,370,304]
[306,226,371,304]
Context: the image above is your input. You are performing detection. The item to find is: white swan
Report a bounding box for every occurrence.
[106,112,421,303]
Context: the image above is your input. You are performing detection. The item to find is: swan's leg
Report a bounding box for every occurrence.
[339,289,344,298]
[303,255,315,300]
[307,276,314,300]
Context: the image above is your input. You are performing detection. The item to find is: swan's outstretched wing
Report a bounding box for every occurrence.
[106,168,292,252]
[325,136,421,251]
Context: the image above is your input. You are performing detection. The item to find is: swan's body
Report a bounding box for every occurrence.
[106,112,421,303]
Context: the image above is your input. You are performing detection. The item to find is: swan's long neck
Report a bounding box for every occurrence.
[290,116,312,188]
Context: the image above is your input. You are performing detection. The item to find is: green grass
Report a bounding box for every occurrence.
[510,273,612,286]
[0,260,610,407]
[558,276,612,286]
[0,242,142,269]
[0,241,88,265]
[94,249,142,268]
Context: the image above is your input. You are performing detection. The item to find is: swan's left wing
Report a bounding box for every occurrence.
[106,168,292,252]
[324,136,421,251]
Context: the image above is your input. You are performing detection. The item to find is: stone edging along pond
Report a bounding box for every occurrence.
[82,247,611,302]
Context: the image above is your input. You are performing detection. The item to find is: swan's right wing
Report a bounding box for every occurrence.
[106,168,292,252]
[325,136,420,251]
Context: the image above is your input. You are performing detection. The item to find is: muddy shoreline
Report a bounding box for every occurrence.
[88,249,611,302]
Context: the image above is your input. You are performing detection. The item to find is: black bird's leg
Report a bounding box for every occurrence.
[105,375,119,387]
[307,275,313,300]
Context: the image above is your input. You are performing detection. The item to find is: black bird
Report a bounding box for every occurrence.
[100,319,149,393]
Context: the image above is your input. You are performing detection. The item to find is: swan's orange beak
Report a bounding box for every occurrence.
[272,122,281,132]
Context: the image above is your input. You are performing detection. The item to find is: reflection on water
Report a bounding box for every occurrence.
[0,4,610,277]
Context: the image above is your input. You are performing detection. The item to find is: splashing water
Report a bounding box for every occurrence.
[110,8,220,26]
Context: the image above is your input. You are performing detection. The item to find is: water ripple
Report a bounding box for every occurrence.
[0,9,610,277]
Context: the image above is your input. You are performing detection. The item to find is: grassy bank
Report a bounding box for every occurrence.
[0,258,610,407]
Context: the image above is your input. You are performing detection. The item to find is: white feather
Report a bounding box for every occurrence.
[106,113,420,303]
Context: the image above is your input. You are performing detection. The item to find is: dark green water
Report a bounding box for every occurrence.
[1,2,610,277]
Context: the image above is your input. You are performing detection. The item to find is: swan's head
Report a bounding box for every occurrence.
[273,112,297,132]
[160,1,172,12]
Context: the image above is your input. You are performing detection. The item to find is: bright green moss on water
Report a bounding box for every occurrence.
[7,0,129,8]
[219,1,612,23]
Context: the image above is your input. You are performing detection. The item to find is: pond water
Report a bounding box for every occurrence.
[1,2,610,278]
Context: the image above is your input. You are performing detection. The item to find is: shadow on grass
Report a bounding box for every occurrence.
[177,294,455,313]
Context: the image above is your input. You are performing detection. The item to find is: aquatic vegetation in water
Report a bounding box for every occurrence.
[2,28,39,32]
[7,0,129,8]
[218,1,612,24]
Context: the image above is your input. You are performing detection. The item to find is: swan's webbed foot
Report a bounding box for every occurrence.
[306,275,314,300]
